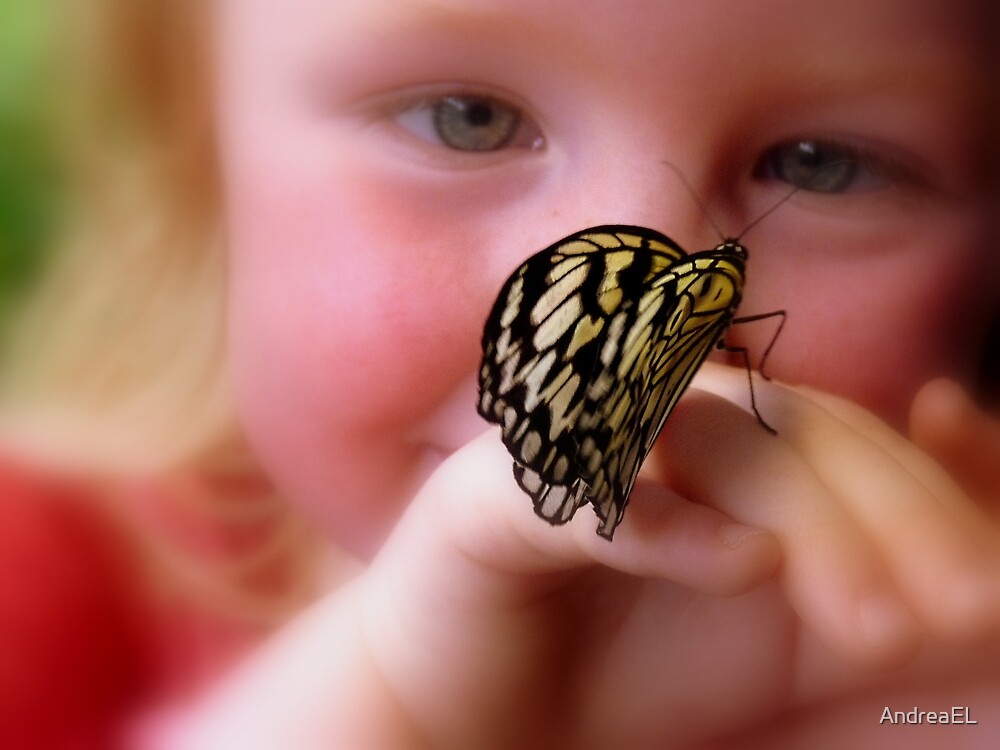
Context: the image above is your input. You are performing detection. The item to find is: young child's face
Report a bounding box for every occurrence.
[215,0,992,554]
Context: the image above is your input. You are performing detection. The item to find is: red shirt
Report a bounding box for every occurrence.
[0,460,148,749]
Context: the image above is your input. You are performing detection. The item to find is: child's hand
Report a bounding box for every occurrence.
[160,364,1000,749]
[357,362,999,748]
[359,431,782,749]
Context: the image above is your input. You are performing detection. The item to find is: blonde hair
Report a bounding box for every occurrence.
[1,0,328,622]
[2,1,225,464]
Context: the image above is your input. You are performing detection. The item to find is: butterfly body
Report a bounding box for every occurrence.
[478,225,748,538]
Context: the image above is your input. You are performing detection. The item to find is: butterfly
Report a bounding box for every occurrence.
[477,224,780,539]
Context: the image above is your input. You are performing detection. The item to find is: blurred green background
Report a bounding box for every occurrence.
[0,1,58,337]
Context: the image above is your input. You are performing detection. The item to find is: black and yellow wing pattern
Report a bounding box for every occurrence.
[478,225,747,538]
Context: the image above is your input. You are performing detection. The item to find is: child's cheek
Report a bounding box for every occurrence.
[738,220,990,427]
[221,154,535,552]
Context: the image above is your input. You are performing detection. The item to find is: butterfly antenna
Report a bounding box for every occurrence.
[735,184,802,239]
[660,160,725,241]
[737,158,856,239]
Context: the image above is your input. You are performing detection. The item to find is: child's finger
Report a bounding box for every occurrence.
[694,365,999,644]
[658,390,923,670]
[910,377,1000,507]
[804,379,996,543]
[571,480,781,597]
[788,384,1000,642]
[385,429,780,600]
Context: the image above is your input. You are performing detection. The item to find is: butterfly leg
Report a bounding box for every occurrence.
[717,340,778,436]
[730,309,787,381]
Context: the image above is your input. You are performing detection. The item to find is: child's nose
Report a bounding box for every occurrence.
[561,158,723,248]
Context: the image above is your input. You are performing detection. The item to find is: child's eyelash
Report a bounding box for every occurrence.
[398,93,543,153]
[349,85,936,198]
[350,85,545,155]
[754,138,934,195]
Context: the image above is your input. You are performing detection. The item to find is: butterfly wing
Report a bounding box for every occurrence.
[478,225,745,538]
[478,226,683,521]
[579,250,746,536]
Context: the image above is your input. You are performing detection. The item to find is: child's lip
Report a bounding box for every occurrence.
[427,445,451,462]
[413,444,452,488]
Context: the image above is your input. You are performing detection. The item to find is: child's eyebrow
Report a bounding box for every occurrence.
[381,0,561,24]
[794,56,979,105]
[323,0,981,117]
[316,0,586,91]
[338,0,576,54]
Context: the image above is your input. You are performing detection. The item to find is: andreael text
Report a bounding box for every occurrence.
[880,706,977,725]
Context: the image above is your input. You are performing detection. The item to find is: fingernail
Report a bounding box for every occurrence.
[718,523,769,549]
[857,592,915,649]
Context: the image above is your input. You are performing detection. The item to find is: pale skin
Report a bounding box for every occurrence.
[157,0,999,747]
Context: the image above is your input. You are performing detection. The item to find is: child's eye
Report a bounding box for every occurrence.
[754,139,925,194]
[395,94,543,152]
